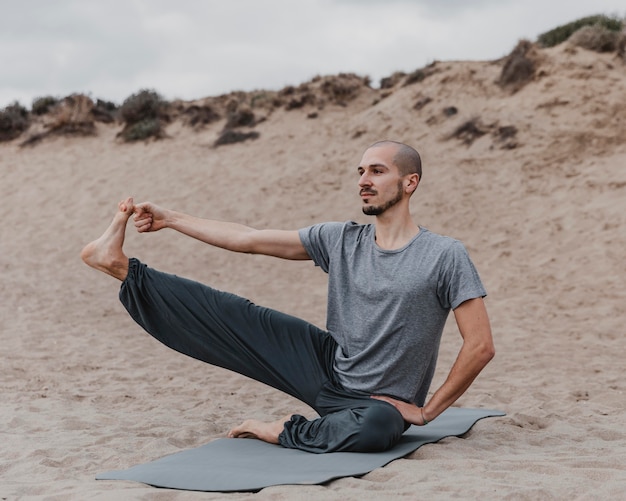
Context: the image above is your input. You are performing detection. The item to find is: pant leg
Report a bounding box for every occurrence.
[278,382,407,453]
[119,258,336,407]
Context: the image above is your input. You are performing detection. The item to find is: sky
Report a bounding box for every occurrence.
[1,0,624,108]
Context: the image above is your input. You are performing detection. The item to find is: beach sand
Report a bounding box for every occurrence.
[1,44,625,499]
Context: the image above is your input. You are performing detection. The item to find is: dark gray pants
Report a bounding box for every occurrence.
[119,258,406,453]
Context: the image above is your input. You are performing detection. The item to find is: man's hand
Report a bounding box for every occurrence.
[371,395,429,425]
[133,202,169,233]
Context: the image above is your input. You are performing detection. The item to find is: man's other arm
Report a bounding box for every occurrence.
[373,297,495,425]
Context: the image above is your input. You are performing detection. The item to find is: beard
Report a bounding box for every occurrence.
[362,181,404,216]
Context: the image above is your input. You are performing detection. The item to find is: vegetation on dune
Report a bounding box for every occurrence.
[537,14,623,48]
[181,104,221,128]
[118,89,169,142]
[0,102,30,142]
[498,39,538,92]
[20,94,114,146]
[568,24,622,52]
[214,129,260,147]
[48,94,97,136]
[31,96,59,116]
[3,14,625,148]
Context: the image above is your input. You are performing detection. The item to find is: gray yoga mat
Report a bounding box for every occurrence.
[97,407,504,492]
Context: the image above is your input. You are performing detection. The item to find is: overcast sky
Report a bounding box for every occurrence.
[1,0,624,108]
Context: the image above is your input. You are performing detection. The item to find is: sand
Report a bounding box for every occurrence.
[1,44,625,499]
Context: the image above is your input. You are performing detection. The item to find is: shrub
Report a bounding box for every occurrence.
[403,63,438,87]
[92,99,118,123]
[224,106,256,129]
[120,118,164,141]
[182,104,220,127]
[569,24,620,52]
[31,96,58,115]
[493,125,518,149]
[250,92,279,110]
[214,130,259,147]
[380,71,406,89]
[498,39,537,90]
[404,69,428,86]
[284,92,316,110]
[413,96,432,110]
[120,89,166,124]
[118,89,168,141]
[537,15,623,48]
[48,94,96,135]
[447,117,487,146]
[320,73,368,105]
[0,102,30,141]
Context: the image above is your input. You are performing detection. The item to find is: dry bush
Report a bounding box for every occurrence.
[320,73,370,105]
[120,119,164,142]
[569,24,620,52]
[0,102,30,141]
[380,71,406,89]
[498,39,538,91]
[31,96,59,115]
[447,117,487,146]
[249,92,281,110]
[279,85,317,110]
[214,129,259,147]
[402,62,439,87]
[276,73,369,111]
[413,97,432,111]
[120,89,166,123]
[182,104,221,128]
[493,125,518,149]
[537,14,623,47]
[224,105,256,129]
[21,95,114,146]
[92,99,118,123]
[118,89,169,142]
[48,94,96,135]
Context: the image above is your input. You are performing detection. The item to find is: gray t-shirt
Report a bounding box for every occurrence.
[299,222,486,405]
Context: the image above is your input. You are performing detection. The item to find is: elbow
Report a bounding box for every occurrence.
[469,335,495,367]
[480,340,496,365]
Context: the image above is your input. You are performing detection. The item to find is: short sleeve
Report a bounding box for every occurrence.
[437,240,487,310]
[298,222,346,273]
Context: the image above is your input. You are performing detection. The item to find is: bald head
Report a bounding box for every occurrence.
[368,140,422,181]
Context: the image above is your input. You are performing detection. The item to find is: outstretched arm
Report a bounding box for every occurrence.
[373,297,495,425]
[132,201,310,260]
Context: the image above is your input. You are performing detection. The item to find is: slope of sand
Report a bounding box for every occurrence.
[1,44,625,499]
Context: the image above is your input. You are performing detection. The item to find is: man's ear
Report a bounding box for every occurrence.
[406,174,420,193]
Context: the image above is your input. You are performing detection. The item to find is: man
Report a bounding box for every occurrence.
[81,140,494,453]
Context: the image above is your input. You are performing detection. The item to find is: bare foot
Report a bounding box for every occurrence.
[80,197,134,281]
[227,414,292,445]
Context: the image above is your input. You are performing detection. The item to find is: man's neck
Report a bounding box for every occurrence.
[373,211,420,250]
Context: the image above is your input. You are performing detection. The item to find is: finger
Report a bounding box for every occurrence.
[135,220,152,232]
[134,213,151,224]
[134,214,151,225]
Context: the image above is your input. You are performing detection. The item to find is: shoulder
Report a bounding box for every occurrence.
[418,228,463,251]
[300,221,370,239]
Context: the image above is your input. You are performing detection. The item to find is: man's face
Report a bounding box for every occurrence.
[357,145,404,216]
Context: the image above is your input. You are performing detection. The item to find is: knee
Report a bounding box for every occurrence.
[353,403,405,452]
